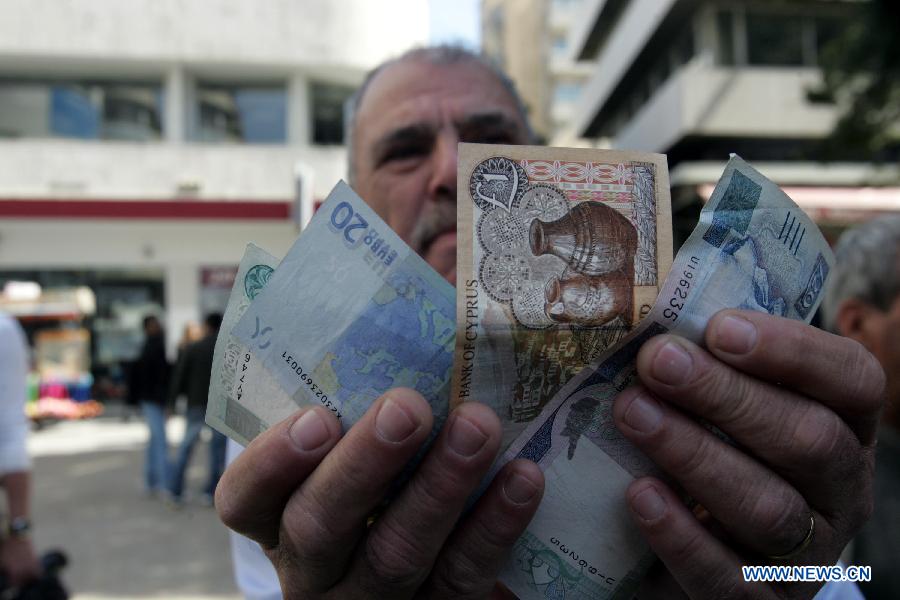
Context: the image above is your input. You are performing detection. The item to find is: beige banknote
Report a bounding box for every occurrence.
[452,143,672,450]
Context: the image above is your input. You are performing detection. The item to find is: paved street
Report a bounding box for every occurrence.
[27,408,242,600]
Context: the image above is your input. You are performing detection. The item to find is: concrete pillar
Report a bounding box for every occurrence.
[288,72,310,146]
[164,66,187,143]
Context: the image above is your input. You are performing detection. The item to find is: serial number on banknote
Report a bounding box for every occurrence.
[281,351,342,418]
[548,536,615,586]
[662,255,700,322]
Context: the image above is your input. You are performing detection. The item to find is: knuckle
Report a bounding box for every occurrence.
[282,496,343,570]
[744,484,806,552]
[428,554,484,599]
[787,406,847,469]
[364,520,430,589]
[689,357,753,425]
[666,429,716,481]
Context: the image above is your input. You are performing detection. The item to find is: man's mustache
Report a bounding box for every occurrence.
[410,201,457,253]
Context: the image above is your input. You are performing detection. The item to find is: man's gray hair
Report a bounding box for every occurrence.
[820,214,900,332]
[344,44,536,184]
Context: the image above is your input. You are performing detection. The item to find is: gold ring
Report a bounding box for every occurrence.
[767,514,815,560]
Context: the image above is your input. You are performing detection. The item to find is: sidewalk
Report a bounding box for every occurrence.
[28,407,242,599]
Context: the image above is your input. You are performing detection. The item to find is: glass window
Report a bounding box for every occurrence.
[553,81,582,105]
[746,13,805,66]
[310,82,355,146]
[716,10,735,65]
[0,79,163,140]
[815,16,844,61]
[194,82,286,143]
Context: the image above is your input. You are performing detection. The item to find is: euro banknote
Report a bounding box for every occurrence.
[230,181,455,437]
[497,156,835,600]
[452,143,673,451]
[205,243,290,445]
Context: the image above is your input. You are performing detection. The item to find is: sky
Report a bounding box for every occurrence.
[428,0,481,49]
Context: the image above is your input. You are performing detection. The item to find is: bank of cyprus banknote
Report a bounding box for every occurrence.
[495,155,835,600]
[452,144,673,451]
[205,243,288,445]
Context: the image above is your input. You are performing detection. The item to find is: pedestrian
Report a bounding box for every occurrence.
[0,311,41,589]
[127,315,171,498]
[168,313,224,506]
[821,215,900,600]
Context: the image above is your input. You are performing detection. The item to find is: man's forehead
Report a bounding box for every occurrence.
[356,58,524,134]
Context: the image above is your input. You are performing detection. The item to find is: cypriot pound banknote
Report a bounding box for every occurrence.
[205,243,290,445]
[452,144,673,450]
[231,181,455,439]
[496,156,835,600]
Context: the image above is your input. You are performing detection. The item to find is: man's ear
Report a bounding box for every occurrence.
[835,298,878,345]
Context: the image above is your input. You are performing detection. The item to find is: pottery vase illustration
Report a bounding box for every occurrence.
[543,269,633,327]
[529,201,637,277]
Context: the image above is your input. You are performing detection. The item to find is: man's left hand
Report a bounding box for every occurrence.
[614,309,884,599]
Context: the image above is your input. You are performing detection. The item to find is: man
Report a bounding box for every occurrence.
[128,315,171,497]
[169,313,227,504]
[0,311,40,589]
[821,215,900,600]
[216,46,884,598]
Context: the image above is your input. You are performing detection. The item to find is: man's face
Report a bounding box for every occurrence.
[351,59,530,285]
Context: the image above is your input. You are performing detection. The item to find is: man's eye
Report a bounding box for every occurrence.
[382,144,427,163]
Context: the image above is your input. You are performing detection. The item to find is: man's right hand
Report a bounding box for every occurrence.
[216,388,544,599]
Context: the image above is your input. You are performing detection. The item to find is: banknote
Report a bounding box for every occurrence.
[452,143,673,451]
[205,243,293,445]
[497,156,835,600]
[231,181,455,437]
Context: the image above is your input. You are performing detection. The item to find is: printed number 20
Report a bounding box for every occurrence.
[331,202,369,246]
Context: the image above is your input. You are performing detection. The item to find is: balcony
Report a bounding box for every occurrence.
[612,59,839,153]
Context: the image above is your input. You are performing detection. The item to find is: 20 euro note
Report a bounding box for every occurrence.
[205,243,291,445]
[231,181,455,437]
[452,143,673,451]
[497,156,835,600]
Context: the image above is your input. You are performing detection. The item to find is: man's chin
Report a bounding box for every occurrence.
[423,230,457,285]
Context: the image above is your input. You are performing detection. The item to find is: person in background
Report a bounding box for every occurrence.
[128,315,171,498]
[176,321,204,361]
[821,215,900,600]
[0,311,41,588]
[168,313,224,506]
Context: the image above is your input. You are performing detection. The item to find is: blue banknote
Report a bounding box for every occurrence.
[496,156,835,600]
[232,181,455,435]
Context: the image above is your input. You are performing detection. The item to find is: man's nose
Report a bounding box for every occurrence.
[428,129,458,202]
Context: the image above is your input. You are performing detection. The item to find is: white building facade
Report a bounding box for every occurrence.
[0,0,427,369]
[568,0,900,246]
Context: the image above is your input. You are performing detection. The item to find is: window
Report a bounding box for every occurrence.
[310,82,355,146]
[746,14,805,66]
[194,82,286,143]
[553,81,582,105]
[0,79,163,140]
[716,10,735,65]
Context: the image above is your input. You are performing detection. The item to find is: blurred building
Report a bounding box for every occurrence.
[563,0,900,246]
[481,0,595,143]
[0,0,427,387]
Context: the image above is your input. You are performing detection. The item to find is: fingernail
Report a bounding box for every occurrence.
[651,341,692,385]
[504,471,539,505]
[289,410,330,451]
[447,415,488,457]
[714,315,758,354]
[375,398,420,443]
[632,486,667,521]
[623,392,663,433]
